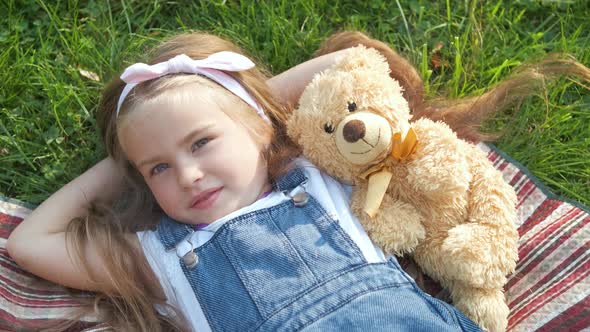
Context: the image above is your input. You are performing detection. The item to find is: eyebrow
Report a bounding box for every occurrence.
[136,124,214,169]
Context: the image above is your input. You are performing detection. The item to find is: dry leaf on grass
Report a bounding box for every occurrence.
[78,68,100,81]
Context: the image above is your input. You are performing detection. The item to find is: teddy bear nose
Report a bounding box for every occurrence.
[343,119,366,143]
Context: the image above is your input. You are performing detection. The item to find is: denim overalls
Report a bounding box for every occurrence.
[156,167,481,332]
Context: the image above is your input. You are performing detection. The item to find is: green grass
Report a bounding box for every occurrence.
[1,0,589,206]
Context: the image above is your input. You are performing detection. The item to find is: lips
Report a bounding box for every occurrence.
[190,187,223,209]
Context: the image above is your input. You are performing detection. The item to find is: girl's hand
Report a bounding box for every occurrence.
[267,49,348,107]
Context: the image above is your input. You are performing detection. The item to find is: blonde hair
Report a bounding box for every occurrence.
[62,32,300,331]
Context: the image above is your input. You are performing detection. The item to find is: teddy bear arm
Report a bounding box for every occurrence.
[407,121,471,196]
[350,188,425,256]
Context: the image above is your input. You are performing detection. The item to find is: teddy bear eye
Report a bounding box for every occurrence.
[347,101,357,112]
[324,122,335,134]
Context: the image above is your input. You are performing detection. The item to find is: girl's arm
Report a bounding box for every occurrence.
[6,158,136,292]
[267,49,348,107]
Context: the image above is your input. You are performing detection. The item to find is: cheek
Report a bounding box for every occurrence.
[217,138,265,183]
[146,178,176,207]
[222,131,265,164]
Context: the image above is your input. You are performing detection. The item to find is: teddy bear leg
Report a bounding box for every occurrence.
[450,283,509,332]
[438,222,517,289]
[355,198,425,256]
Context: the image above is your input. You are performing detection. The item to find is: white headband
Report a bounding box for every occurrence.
[116,52,268,121]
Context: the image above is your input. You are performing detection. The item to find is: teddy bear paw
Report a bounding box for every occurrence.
[453,288,509,332]
[373,226,425,256]
[367,201,426,256]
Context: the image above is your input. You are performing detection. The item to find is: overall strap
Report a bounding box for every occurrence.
[272,166,307,193]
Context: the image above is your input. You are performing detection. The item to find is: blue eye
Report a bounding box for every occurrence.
[192,138,211,151]
[151,163,169,176]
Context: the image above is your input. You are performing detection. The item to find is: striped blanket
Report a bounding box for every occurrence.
[1,144,589,331]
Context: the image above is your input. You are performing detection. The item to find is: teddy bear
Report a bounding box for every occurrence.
[286,45,519,332]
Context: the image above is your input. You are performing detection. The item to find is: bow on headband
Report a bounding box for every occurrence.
[116,52,268,121]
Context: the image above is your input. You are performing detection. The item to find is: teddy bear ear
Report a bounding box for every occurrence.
[330,45,391,74]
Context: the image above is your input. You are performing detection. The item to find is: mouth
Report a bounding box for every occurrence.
[350,128,382,155]
[190,187,223,210]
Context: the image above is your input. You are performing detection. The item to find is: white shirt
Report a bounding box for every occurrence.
[137,158,386,331]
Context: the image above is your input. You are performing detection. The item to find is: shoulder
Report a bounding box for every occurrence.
[136,229,168,265]
[294,157,352,196]
[293,157,353,218]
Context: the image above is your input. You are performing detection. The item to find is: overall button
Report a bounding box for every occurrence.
[183,251,199,268]
[292,192,309,207]
[176,238,199,269]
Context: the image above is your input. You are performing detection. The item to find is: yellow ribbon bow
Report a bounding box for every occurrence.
[391,127,419,161]
[360,127,419,218]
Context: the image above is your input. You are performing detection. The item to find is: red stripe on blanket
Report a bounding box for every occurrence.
[537,297,590,332]
[508,169,525,187]
[0,212,22,223]
[508,243,590,329]
[0,308,97,332]
[506,211,581,292]
[511,242,588,314]
[487,150,511,173]
[486,150,499,163]
[518,199,562,237]
[517,206,581,263]
[0,213,22,239]
[509,257,589,331]
[508,213,588,300]
[1,250,39,277]
[488,151,510,172]
[497,160,511,172]
[0,270,83,303]
[516,180,536,209]
[0,285,82,308]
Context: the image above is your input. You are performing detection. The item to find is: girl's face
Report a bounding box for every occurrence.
[118,86,271,225]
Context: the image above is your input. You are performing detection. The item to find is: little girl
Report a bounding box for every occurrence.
[6,32,485,332]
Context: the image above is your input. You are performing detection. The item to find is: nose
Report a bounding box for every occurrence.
[343,119,366,143]
[177,160,203,189]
